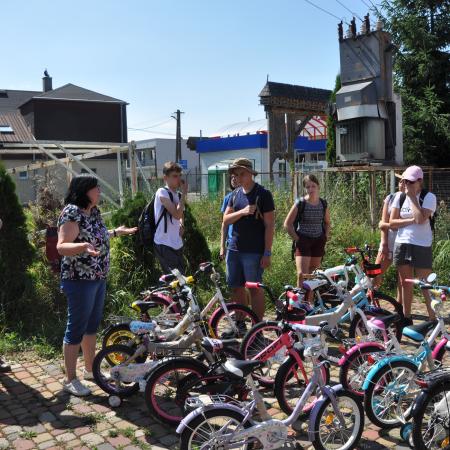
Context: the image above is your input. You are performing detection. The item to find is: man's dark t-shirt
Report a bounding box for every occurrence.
[227,183,275,254]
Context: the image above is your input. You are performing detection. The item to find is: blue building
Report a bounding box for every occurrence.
[196,118,327,194]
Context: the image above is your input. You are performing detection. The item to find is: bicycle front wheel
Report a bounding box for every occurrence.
[179,407,255,450]
[412,379,450,450]
[311,389,364,450]
[364,359,419,429]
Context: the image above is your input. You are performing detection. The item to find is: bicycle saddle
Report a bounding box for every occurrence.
[373,313,403,329]
[224,359,265,378]
[200,337,239,353]
[132,301,164,314]
[403,320,438,342]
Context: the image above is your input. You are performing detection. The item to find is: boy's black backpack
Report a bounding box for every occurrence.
[291,197,328,259]
[398,189,436,231]
[138,188,181,247]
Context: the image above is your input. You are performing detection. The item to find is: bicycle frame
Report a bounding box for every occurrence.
[250,326,312,382]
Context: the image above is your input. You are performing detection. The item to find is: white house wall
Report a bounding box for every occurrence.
[135,138,200,176]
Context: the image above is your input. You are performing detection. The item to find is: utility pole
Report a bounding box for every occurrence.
[171,109,184,162]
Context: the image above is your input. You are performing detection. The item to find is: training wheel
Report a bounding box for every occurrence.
[108,395,122,407]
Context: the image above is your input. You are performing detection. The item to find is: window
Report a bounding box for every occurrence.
[81,168,97,174]
[19,171,28,180]
[140,151,146,166]
[0,125,13,133]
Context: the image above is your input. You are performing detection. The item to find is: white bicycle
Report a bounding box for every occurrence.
[177,322,364,450]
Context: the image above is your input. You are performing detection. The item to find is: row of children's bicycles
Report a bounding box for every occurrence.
[91,244,450,450]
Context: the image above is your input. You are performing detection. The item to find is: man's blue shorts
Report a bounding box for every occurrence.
[226,251,263,288]
[61,279,106,345]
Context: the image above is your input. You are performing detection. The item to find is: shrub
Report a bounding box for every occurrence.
[0,163,34,323]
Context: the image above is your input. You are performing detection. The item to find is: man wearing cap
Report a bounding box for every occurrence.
[223,158,275,328]
[390,165,437,325]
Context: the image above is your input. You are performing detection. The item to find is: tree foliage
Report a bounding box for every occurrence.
[379,0,450,165]
[0,162,34,322]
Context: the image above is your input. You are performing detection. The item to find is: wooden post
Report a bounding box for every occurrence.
[129,141,137,196]
[117,149,124,206]
[293,170,298,201]
[429,167,433,191]
[222,172,226,198]
[369,171,377,230]
[352,172,356,201]
[67,160,73,186]
[390,169,395,193]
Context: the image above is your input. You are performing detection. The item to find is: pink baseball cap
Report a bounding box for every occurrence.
[401,165,423,182]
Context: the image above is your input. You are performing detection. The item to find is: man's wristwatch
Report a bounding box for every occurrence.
[263,250,272,257]
[113,229,117,238]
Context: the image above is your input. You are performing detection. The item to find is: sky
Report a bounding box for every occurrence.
[1,0,378,141]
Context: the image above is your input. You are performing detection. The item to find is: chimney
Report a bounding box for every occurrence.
[42,69,52,92]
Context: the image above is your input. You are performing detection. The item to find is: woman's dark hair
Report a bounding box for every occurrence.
[64,175,99,208]
[303,174,320,187]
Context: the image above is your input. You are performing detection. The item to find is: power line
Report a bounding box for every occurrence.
[303,0,349,24]
[128,127,193,139]
[140,118,173,130]
[335,0,364,22]
[360,0,372,9]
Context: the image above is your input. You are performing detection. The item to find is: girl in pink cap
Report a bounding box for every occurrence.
[374,175,406,302]
[389,165,437,325]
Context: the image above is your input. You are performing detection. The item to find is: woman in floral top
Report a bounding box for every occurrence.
[57,175,137,396]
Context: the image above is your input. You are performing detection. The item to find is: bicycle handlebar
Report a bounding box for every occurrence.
[245,281,261,289]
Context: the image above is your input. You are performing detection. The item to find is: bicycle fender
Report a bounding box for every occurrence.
[361,356,417,391]
[176,403,253,434]
[308,384,343,441]
[338,342,385,366]
[208,302,241,328]
[150,292,181,314]
[410,389,430,419]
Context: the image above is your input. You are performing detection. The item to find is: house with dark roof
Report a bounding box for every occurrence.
[0,72,129,203]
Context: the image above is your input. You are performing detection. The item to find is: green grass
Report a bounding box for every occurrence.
[4,176,450,354]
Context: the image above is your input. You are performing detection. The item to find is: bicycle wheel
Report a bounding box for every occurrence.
[240,320,283,387]
[339,345,386,398]
[349,309,402,342]
[179,407,255,450]
[92,344,141,397]
[144,357,208,426]
[412,379,450,450]
[210,304,259,339]
[364,359,419,429]
[274,352,330,416]
[370,291,403,316]
[101,323,147,365]
[311,389,364,450]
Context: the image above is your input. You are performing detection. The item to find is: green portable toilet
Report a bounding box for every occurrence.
[207,161,233,197]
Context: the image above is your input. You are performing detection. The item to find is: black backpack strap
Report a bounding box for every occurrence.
[419,189,428,206]
[399,192,407,209]
[319,198,327,233]
[297,197,306,222]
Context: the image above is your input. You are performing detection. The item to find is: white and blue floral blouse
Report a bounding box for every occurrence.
[57,204,110,280]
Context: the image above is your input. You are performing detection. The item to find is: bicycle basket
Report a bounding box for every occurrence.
[363,261,382,278]
[275,298,307,322]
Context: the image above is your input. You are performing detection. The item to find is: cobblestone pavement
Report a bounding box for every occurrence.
[0,302,433,450]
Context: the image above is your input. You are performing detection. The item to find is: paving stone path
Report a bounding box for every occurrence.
[0,300,434,450]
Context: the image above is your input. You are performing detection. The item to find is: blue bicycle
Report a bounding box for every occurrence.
[363,273,450,429]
